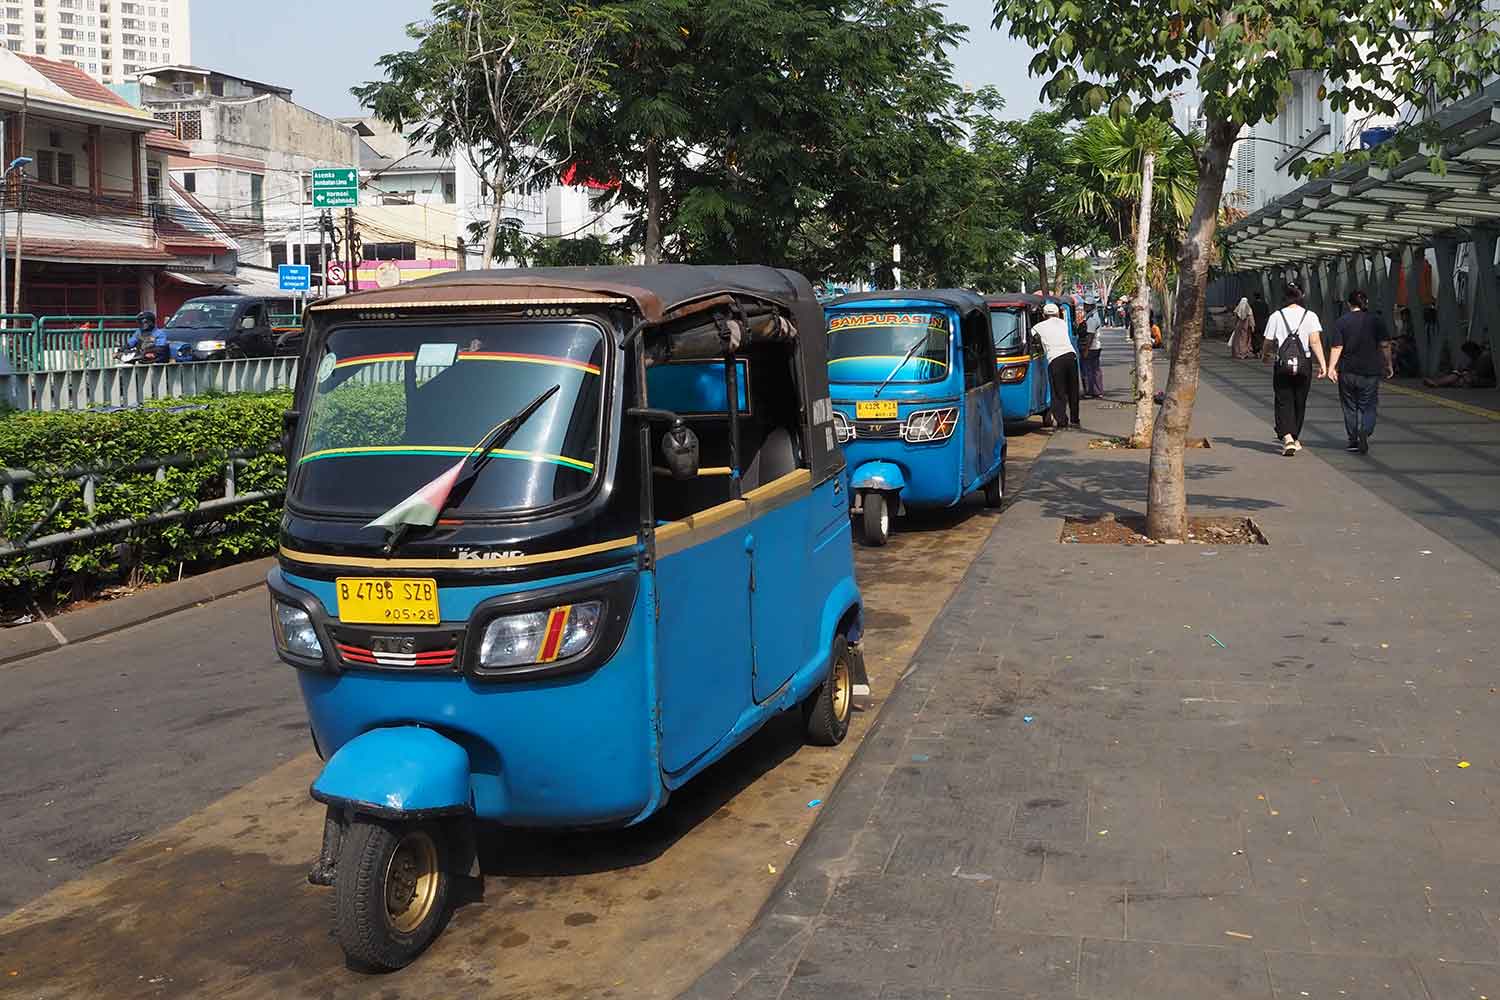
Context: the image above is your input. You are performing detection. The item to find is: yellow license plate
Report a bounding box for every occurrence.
[335,577,440,625]
[856,400,899,420]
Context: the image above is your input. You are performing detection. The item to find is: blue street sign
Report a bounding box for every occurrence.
[278,264,311,292]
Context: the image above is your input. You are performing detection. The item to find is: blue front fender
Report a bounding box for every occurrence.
[851,460,906,493]
[311,725,473,819]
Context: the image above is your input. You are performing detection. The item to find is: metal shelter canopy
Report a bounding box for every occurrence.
[1223,81,1500,269]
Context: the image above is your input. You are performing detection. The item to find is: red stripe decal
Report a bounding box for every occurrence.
[538,606,571,662]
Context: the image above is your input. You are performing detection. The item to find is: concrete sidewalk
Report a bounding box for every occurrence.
[686,339,1500,999]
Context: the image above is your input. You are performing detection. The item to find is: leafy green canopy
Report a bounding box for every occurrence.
[997,0,1500,149]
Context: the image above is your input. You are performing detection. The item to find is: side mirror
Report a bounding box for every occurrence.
[281,409,301,464]
[241,316,256,330]
[660,420,700,480]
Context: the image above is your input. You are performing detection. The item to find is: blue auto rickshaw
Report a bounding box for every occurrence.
[824,289,1005,546]
[267,265,865,969]
[987,294,1051,424]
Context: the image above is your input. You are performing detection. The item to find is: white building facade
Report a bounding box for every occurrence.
[1,0,189,85]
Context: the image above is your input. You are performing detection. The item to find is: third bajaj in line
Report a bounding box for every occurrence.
[824,289,1007,546]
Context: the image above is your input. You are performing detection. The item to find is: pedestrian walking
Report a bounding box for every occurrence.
[1080,303,1105,397]
[1326,289,1392,454]
[1260,282,1327,456]
[1035,301,1081,428]
[1229,296,1255,359]
[1250,291,1270,354]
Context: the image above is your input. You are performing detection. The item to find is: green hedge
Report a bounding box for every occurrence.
[0,391,292,609]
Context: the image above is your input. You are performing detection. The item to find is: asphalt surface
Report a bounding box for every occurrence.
[0,590,305,914]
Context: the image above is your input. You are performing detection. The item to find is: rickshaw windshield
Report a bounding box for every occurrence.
[990,309,1024,355]
[291,320,606,516]
[825,310,950,384]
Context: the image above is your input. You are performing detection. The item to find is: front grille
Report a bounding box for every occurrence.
[854,420,902,440]
[326,624,463,672]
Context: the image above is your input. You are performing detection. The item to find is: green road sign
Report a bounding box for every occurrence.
[311,167,358,208]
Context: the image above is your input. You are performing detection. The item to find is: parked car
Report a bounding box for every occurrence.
[162,295,284,361]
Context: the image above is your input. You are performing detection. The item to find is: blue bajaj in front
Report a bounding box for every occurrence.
[825,290,1005,546]
[267,265,864,969]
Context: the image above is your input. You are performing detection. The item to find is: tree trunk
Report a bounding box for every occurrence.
[482,171,506,268]
[1034,253,1050,294]
[1129,148,1156,446]
[644,137,661,265]
[1145,117,1236,541]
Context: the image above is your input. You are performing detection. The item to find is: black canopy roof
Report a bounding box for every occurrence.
[827,288,989,320]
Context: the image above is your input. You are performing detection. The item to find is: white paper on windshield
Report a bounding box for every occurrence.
[416,342,458,368]
[316,354,337,383]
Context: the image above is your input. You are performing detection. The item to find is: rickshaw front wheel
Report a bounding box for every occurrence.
[804,636,853,746]
[861,492,891,546]
[334,818,451,971]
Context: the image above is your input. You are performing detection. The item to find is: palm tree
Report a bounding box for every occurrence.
[1067,115,1198,445]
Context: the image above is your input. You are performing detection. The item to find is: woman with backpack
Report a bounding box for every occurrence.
[1260,282,1328,456]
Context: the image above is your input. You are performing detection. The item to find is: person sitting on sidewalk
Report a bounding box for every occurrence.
[1424,341,1497,389]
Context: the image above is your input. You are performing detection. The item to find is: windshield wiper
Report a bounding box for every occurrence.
[367,383,561,553]
[873,333,931,398]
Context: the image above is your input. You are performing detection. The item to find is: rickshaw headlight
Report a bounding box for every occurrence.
[998,363,1028,383]
[831,409,854,443]
[902,407,958,443]
[272,600,323,659]
[478,600,604,668]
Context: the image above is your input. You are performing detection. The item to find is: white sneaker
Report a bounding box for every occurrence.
[1282,435,1296,457]
[1291,439,1303,452]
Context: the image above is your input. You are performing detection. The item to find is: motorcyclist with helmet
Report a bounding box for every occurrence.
[124,310,170,363]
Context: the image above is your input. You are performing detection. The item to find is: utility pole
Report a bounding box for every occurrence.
[344,207,355,294]
[12,89,27,316]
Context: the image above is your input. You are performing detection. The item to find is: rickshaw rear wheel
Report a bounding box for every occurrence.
[983,468,1004,508]
[334,818,451,971]
[804,636,853,746]
[861,492,890,546]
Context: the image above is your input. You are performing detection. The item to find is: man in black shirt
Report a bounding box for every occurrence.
[1325,290,1392,454]
[1250,291,1271,354]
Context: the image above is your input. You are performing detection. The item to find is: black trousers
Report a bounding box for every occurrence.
[1272,367,1313,440]
[1338,372,1381,441]
[1049,354,1081,427]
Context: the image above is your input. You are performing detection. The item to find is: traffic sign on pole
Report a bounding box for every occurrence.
[311,167,359,208]
[277,264,311,292]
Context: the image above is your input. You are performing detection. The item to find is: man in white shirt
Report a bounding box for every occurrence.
[1081,304,1105,397]
[1035,301,1080,429]
[1259,283,1328,455]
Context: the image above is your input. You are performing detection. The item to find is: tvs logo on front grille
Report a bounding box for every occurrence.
[371,635,416,654]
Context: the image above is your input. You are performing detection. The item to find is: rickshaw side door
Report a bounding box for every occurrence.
[647,361,756,774]
[958,310,1003,488]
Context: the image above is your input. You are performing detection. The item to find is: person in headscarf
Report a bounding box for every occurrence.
[1230,296,1255,359]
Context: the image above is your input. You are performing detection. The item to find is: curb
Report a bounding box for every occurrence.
[1,556,274,668]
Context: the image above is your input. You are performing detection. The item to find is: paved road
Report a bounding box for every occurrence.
[0,426,1052,997]
[0,590,305,914]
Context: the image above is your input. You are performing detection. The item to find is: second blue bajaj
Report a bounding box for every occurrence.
[824,289,1006,546]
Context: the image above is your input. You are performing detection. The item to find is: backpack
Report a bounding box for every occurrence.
[1275,309,1308,376]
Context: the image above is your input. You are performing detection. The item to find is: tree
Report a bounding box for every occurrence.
[563,0,970,281]
[991,111,1099,292]
[995,0,1500,539]
[354,0,622,266]
[1067,115,1198,444]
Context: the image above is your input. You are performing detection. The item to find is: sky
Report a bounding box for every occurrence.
[192,0,1046,121]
